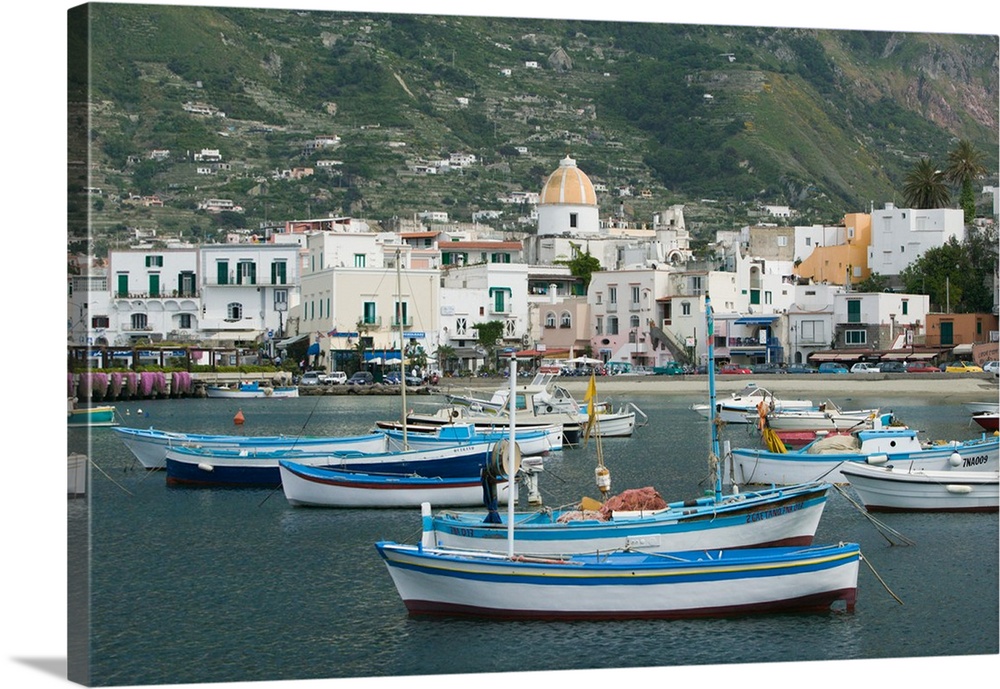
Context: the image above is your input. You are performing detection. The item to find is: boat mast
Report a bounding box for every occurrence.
[706,293,721,503]
[506,355,517,558]
[396,248,407,449]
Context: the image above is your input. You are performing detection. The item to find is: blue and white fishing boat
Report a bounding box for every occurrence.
[733,426,999,485]
[164,441,496,487]
[205,381,299,398]
[113,426,390,470]
[427,295,831,555]
[375,536,860,620]
[378,324,860,621]
[839,463,999,513]
[278,460,515,508]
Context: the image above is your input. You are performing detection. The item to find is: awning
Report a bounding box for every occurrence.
[733,315,779,326]
[202,330,262,342]
[951,344,974,356]
[306,342,320,355]
[275,333,308,348]
[808,353,847,362]
[879,351,937,361]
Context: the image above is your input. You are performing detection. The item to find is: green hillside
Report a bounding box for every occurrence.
[70,5,999,254]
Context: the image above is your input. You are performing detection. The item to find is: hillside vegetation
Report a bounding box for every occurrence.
[69,5,999,253]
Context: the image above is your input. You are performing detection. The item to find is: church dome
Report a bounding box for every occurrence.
[540,155,597,206]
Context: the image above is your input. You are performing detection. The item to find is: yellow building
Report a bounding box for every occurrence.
[796,212,872,286]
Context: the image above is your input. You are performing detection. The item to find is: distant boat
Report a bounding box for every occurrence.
[691,383,813,424]
[840,463,999,513]
[112,426,389,470]
[205,381,299,398]
[68,398,117,427]
[964,401,999,416]
[164,441,496,487]
[733,426,999,485]
[749,404,882,432]
[278,460,515,508]
[971,412,999,432]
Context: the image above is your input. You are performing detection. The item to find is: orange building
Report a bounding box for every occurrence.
[796,212,872,286]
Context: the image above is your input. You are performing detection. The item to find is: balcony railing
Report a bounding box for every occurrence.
[115,290,201,299]
[390,317,414,328]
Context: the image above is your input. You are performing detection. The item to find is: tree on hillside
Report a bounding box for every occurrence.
[902,158,950,209]
[945,139,988,224]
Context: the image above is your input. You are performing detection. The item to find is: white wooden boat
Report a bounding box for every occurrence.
[404,405,582,445]
[964,401,999,416]
[692,383,813,424]
[733,427,1000,485]
[379,422,558,454]
[278,460,515,508]
[112,426,389,470]
[840,463,999,512]
[205,381,299,398]
[444,371,645,438]
[751,405,882,432]
[377,525,860,619]
[68,398,117,427]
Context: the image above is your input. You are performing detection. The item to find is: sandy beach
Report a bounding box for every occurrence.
[435,373,1000,402]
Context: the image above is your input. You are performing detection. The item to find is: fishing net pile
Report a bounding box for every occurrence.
[599,487,667,517]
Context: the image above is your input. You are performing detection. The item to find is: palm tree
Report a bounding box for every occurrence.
[902,158,950,209]
[945,139,987,223]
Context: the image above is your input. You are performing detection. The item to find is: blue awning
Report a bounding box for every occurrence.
[733,315,779,325]
[306,342,320,355]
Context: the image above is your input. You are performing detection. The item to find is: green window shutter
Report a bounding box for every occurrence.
[217,261,228,285]
[117,274,128,297]
[847,299,861,324]
[149,274,159,297]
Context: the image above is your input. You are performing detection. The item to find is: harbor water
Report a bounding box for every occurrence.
[68,390,998,686]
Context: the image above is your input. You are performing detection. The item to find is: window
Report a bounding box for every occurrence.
[91,316,110,328]
[394,301,409,327]
[845,330,867,345]
[560,312,572,328]
[179,314,192,329]
[608,316,619,335]
[145,255,163,267]
[489,287,511,313]
[116,273,129,297]
[271,260,287,285]
[130,313,147,330]
[901,300,908,316]
[608,287,617,304]
[226,302,243,321]
[148,274,160,297]
[800,320,824,344]
[595,316,603,335]
[681,301,691,316]
[363,301,377,325]
[455,317,467,336]
[544,312,556,328]
[595,293,602,305]
[179,271,196,297]
[237,260,256,285]
[274,289,288,309]
[805,237,812,246]
[764,291,772,305]
[630,315,640,329]
[847,299,861,324]
[630,285,640,306]
[216,261,228,285]
[569,213,578,229]
[354,253,366,268]
[778,236,787,247]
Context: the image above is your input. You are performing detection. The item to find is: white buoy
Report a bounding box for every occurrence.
[945,484,973,494]
[197,462,214,472]
[866,454,888,465]
[949,451,963,467]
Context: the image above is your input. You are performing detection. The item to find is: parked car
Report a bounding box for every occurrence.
[324,371,348,385]
[850,362,881,374]
[652,361,686,375]
[751,363,786,374]
[785,364,818,374]
[944,361,983,373]
[719,363,752,375]
[877,361,907,374]
[346,371,374,385]
[905,362,940,373]
[817,362,848,374]
[983,361,999,375]
[299,371,324,386]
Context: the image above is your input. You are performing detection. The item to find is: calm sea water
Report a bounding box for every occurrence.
[68,388,998,686]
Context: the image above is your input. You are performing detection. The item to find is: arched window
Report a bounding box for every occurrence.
[226,302,243,322]
[560,312,572,328]
[544,312,556,328]
[629,315,640,329]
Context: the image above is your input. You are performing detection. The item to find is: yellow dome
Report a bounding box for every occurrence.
[540,155,597,206]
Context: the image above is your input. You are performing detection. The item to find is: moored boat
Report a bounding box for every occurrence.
[113,426,390,470]
[68,399,117,427]
[379,422,558,454]
[691,383,813,424]
[278,460,515,508]
[205,381,299,398]
[971,412,999,432]
[840,463,999,512]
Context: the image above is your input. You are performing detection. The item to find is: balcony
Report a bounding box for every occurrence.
[115,290,201,299]
[390,317,414,328]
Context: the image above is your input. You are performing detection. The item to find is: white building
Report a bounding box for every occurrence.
[107,248,202,345]
[536,155,600,236]
[867,203,965,276]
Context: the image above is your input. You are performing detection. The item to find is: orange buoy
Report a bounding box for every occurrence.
[233,409,245,426]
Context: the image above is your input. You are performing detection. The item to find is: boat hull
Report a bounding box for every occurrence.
[840,464,999,512]
[165,442,496,487]
[759,410,879,431]
[971,413,999,432]
[113,427,389,469]
[68,405,117,427]
[430,483,829,555]
[376,542,860,620]
[381,424,558,454]
[205,385,299,398]
[279,461,515,508]
[733,436,999,485]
